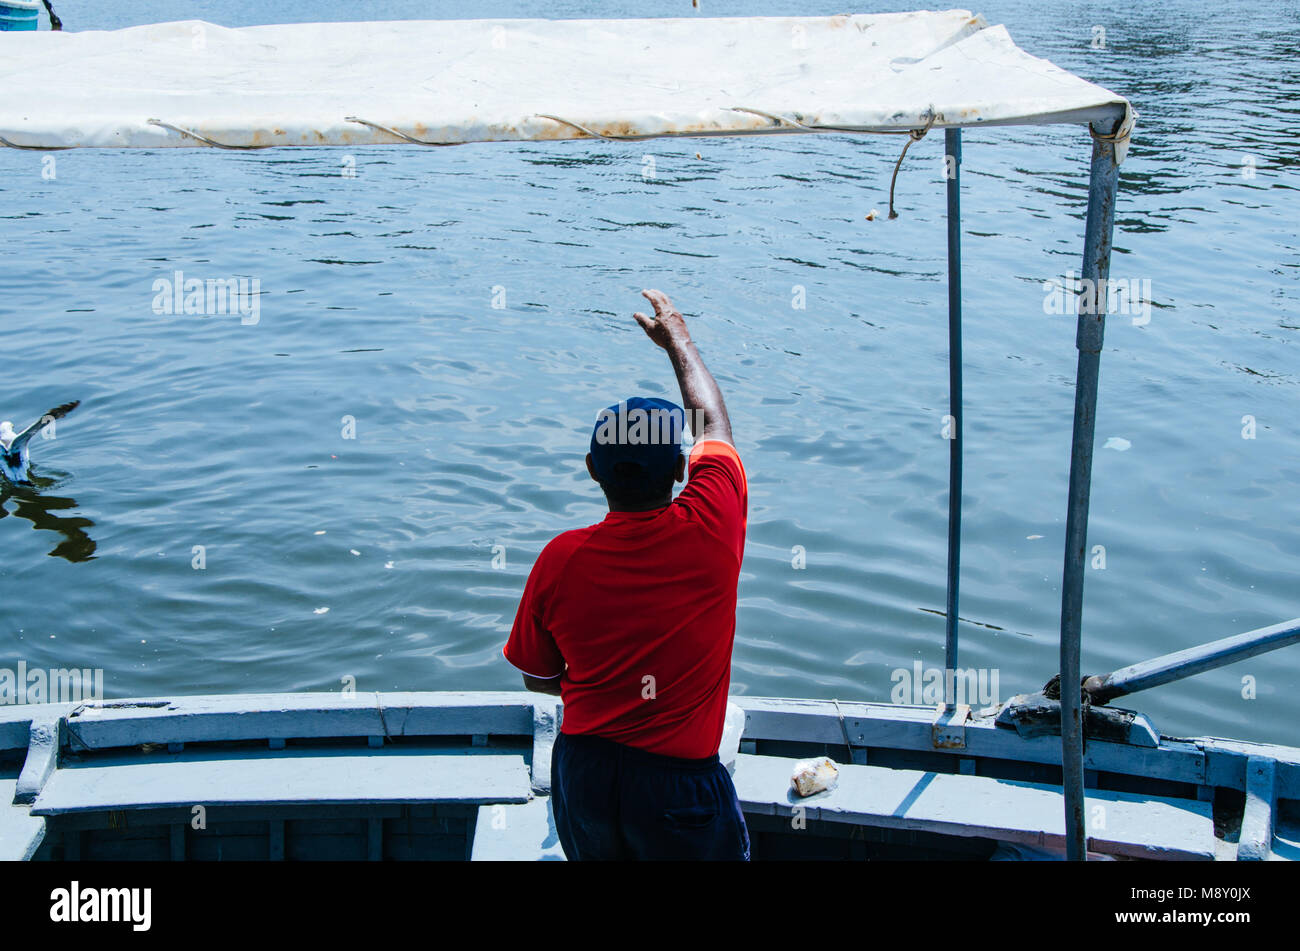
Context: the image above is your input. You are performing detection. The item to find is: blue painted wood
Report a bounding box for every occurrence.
[1274,818,1300,861]
[63,692,533,750]
[471,798,565,861]
[269,819,285,861]
[63,828,82,860]
[29,690,1293,797]
[732,753,1214,860]
[0,703,74,754]
[31,749,530,815]
[530,699,559,795]
[735,698,1210,786]
[0,778,45,861]
[1237,756,1276,861]
[1201,737,1300,800]
[7,690,1297,866]
[14,715,59,804]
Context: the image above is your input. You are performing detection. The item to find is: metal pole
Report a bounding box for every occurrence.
[943,128,963,709]
[1086,617,1300,704]
[1060,119,1121,861]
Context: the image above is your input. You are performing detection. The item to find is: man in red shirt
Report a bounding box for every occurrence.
[502,289,750,861]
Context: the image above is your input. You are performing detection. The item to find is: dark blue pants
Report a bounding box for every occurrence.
[551,731,750,861]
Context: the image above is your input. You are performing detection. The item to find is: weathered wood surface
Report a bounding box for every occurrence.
[732,753,1215,860]
[0,779,45,861]
[734,696,1300,798]
[1237,756,1276,861]
[470,797,565,861]
[59,692,534,751]
[3,692,1297,840]
[32,749,531,815]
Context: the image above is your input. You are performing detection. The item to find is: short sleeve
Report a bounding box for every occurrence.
[672,439,747,560]
[502,552,564,679]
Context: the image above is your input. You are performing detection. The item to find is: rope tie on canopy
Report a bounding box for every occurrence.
[1,103,953,217]
[535,106,941,219]
[345,117,463,147]
[0,135,70,151]
[533,114,663,141]
[735,105,939,219]
[146,119,269,150]
[1087,104,1137,164]
[887,108,936,219]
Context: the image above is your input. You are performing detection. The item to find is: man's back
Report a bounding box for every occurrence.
[505,439,746,759]
[503,289,751,861]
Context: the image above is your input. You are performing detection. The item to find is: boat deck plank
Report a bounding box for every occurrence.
[1272,820,1299,862]
[31,749,531,815]
[733,754,1214,860]
[0,779,46,861]
[62,692,534,750]
[470,797,565,861]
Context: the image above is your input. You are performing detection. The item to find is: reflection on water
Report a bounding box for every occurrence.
[0,474,97,562]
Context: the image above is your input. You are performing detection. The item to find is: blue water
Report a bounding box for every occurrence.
[2,1,1297,746]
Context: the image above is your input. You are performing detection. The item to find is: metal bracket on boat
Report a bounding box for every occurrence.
[994,692,1160,748]
[147,119,270,150]
[345,117,463,147]
[931,703,970,750]
[14,714,62,804]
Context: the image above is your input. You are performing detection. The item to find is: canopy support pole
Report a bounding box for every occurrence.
[1060,121,1121,861]
[943,128,963,708]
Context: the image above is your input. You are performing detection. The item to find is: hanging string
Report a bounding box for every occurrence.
[887,110,936,219]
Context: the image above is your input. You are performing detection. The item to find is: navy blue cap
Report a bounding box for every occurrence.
[589,397,686,493]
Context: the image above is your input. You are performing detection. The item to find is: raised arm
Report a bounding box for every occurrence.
[632,289,732,445]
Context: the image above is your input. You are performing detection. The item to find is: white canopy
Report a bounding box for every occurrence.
[0,11,1134,155]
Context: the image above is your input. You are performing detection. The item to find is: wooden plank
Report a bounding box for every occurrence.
[0,703,75,754]
[1273,819,1299,862]
[734,697,1208,785]
[1202,736,1300,799]
[31,749,530,815]
[63,692,535,750]
[169,823,185,861]
[470,798,565,861]
[0,779,45,861]
[530,700,559,795]
[0,712,33,755]
[268,819,285,861]
[14,716,60,804]
[731,753,1214,861]
[1237,756,1275,861]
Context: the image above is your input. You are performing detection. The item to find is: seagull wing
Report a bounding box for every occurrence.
[11,400,80,452]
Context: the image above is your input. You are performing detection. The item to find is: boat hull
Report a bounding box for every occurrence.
[1,692,1294,861]
[0,0,39,32]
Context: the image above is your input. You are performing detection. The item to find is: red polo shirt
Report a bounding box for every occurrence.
[503,439,746,759]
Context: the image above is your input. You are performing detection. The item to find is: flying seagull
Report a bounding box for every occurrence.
[0,401,80,484]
